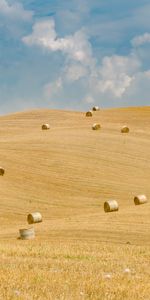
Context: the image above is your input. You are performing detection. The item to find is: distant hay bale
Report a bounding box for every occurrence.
[42,124,50,130]
[0,167,5,176]
[92,123,101,130]
[134,194,147,205]
[104,200,119,212]
[92,106,100,111]
[27,212,42,224]
[86,111,93,117]
[19,227,35,240]
[121,126,129,133]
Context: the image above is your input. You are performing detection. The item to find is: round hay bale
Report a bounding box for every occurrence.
[134,194,147,205]
[92,106,100,111]
[104,200,119,213]
[92,123,101,130]
[19,227,35,240]
[27,212,42,224]
[121,126,129,133]
[42,124,50,130]
[0,167,5,176]
[86,111,93,117]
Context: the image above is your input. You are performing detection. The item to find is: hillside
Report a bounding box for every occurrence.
[0,106,150,245]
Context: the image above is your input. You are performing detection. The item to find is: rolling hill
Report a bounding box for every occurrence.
[0,106,150,245]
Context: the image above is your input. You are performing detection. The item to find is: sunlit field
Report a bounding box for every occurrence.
[1,240,150,300]
[0,106,150,299]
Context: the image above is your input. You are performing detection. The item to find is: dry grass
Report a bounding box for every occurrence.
[0,106,150,299]
[1,240,150,299]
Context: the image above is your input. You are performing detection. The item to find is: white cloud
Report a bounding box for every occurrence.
[97,74,133,98]
[64,63,88,81]
[89,54,140,98]
[120,69,150,106]
[1,2,150,112]
[0,0,33,21]
[131,32,150,47]
[22,18,150,106]
[22,19,57,47]
[23,19,96,102]
[22,19,94,66]
[44,53,139,103]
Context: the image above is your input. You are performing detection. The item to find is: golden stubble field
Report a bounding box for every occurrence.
[0,106,150,299]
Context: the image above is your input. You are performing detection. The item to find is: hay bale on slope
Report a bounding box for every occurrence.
[42,124,50,130]
[19,227,35,240]
[0,167,5,176]
[92,123,101,130]
[121,126,129,133]
[134,194,147,205]
[27,212,42,224]
[86,111,93,117]
[104,200,119,212]
[92,106,100,111]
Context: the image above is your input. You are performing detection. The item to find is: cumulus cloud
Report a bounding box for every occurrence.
[97,75,132,98]
[1,1,150,113]
[120,69,150,106]
[22,19,94,66]
[22,18,150,105]
[94,54,140,97]
[45,53,140,101]
[23,18,137,100]
[22,19,57,47]
[131,32,150,47]
[64,63,88,81]
[0,0,33,21]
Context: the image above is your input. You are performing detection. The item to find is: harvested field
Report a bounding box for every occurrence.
[0,106,150,299]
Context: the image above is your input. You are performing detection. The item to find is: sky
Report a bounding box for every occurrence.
[0,0,150,114]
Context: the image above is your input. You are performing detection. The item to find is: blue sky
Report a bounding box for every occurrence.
[0,0,150,114]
